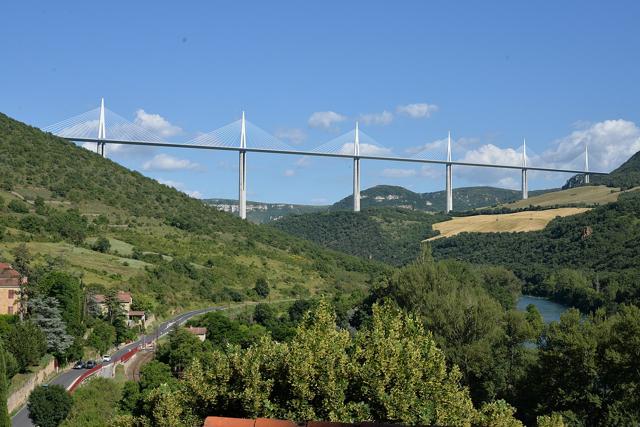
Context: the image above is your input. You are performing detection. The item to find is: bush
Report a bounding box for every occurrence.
[91,237,111,253]
[254,277,270,299]
[7,199,29,213]
[28,384,72,427]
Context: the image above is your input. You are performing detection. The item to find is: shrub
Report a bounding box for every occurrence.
[7,199,29,213]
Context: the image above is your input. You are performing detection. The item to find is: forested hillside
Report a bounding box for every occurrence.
[564,150,640,190]
[271,208,448,266]
[432,189,640,311]
[0,113,385,313]
[332,185,551,212]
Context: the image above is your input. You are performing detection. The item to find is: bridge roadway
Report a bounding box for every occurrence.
[11,306,222,427]
[69,137,606,175]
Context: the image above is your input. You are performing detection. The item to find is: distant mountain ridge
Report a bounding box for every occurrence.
[206,185,555,223]
[204,198,326,223]
[331,185,553,212]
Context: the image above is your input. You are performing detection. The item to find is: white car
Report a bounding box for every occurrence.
[102,355,112,362]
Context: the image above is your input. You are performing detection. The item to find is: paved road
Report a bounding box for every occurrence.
[12,306,221,427]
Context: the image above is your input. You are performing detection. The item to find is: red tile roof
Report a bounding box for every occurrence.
[186,326,207,336]
[0,264,24,287]
[203,418,414,427]
[93,291,132,304]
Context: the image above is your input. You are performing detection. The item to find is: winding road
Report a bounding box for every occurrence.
[11,306,222,427]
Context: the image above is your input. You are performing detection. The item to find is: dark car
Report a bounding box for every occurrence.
[73,360,85,369]
[85,360,97,369]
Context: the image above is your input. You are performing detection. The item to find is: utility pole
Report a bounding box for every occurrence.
[353,122,361,212]
[239,111,247,220]
[522,138,528,200]
[98,98,106,157]
[445,132,453,213]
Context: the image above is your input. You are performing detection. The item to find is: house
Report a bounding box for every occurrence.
[0,263,26,315]
[92,291,133,316]
[127,310,146,328]
[93,291,145,326]
[186,326,207,342]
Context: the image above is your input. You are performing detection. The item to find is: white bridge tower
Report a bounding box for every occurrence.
[239,111,247,220]
[97,98,106,157]
[353,122,361,212]
[445,132,453,213]
[522,139,528,200]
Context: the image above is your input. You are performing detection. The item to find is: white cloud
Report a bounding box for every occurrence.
[540,119,640,172]
[338,142,392,156]
[381,168,417,178]
[295,156,311,167]
[157,179,203,199]
[397,103,439,119]
[459,144,522,166]
[284,169,296,177]
[308,111,347,129]
[407,136,479,157]
[134,109,182,137]
[275,128,306,144]
[311,198,328,204]
[142,153,202,171]
[359,111,393,126]
[186,190,203,199]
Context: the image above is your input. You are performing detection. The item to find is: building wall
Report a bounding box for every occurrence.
[0,286,21,315]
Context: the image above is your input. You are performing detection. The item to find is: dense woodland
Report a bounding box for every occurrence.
[432,190,640,311]
[271,208,448,266]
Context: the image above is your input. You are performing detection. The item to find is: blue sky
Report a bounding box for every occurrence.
[2,1,640,204]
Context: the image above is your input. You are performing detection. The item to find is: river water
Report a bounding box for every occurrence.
[516,295,569,323]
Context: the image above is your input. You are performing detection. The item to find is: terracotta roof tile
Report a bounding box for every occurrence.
[186,326,207,335]
[204,417,256,427]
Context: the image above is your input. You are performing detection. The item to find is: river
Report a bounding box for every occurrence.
[516,295,569,323]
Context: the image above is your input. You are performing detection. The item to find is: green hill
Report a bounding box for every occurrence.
[564,150,640,190]
[0,113,385,314]
[431,188,640,311]
[332,185,552,212]
[271,207,448,266]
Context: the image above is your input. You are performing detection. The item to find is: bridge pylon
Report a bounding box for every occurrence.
[98,98,106,157]
[353,122,361,212]
[522,138,528,200]
[239,111,247,220]
[584,144,590,184]
[445,131,453,213]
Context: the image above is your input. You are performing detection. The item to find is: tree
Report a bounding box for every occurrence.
[0,340,10,427]
[253,303,276,327]
[38,272,84,335]
[92,237,111,253]
[353,303,475,426]
[87,320,116,355]
[254,277,270,299]
[139,360,175,391]
[157,328,204,373]
[11,243,31,278]
[27,384,72,427]
[27,296,74,357]
[6,321,47,371]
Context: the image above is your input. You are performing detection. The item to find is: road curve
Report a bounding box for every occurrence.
[11,306,222,427]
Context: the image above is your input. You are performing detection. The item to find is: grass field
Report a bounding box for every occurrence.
[499,185,624,209]
[428,207,590,240]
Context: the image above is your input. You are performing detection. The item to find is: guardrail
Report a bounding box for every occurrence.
[68,346,140,393]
